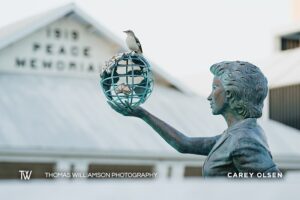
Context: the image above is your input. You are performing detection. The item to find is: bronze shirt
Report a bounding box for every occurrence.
[202,118,280,177]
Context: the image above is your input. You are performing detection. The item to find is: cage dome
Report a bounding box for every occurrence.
[100,52,153,108]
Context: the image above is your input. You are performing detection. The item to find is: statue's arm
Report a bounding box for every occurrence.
[183,135,221,155]
[108,102,220,155]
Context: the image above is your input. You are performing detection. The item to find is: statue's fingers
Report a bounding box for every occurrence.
[124,101,134,111]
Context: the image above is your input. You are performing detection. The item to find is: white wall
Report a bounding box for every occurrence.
[0,16,119,78]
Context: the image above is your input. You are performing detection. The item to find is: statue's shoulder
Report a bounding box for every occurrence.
[228,123,269,151]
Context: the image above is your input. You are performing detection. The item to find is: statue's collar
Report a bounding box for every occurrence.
[226,118,257,133]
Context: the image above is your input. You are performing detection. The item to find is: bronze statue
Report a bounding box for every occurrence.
[107,61,281,177]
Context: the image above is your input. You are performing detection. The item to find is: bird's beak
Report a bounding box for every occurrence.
[123,30,127,33]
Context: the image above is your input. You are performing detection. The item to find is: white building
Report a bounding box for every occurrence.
[257,25,300,132]
[0,3,299,180]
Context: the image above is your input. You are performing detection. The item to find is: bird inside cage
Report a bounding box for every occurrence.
[115,83,132,95]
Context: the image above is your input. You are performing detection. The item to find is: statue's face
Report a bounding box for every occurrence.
[207,76,228,115]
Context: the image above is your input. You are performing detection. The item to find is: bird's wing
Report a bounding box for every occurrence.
[135,36,143,53]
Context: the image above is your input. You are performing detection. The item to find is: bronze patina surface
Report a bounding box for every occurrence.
[107,61,280,177]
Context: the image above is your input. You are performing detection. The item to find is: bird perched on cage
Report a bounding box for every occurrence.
[124,30,145,68]
[124,30,143,54]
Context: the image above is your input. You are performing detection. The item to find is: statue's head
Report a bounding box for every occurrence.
[208,61,268,119]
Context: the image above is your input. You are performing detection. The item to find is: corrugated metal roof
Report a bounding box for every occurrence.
[0,73,299,157]
[256,48,300,88]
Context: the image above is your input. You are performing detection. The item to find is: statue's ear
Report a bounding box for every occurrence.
[225,90,234,106]
[225,90,232,99]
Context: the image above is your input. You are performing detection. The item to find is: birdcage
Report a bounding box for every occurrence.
[100,52,153,108]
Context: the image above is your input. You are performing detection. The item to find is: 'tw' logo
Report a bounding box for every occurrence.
[19,170,32,180]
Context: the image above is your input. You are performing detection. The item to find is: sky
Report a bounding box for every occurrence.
[0,0,294,95]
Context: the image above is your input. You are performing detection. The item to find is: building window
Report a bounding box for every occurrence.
[184,166,202,177]
[269,84,300,130]
[0,162,55,179]
[88,164,155,179]
[280,32,300,50]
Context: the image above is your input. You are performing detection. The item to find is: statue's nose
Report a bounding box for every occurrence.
[207,93,212,101]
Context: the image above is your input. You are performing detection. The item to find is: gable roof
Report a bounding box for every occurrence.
[0,3,194,95]
[0,73,300,159]
[256,48,300,88]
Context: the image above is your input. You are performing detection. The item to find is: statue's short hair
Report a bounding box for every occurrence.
[210,61,268,118]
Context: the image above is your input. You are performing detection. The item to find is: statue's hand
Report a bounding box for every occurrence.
[107,101,144,118]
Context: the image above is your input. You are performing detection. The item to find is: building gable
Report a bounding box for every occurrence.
[0,15,120,77]
[0,3,193,94]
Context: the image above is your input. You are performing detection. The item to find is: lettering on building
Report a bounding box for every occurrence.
[14,27,100,73]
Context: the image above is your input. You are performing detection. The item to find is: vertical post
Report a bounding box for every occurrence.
[54,161,72,179]
[170,163,185,180]
[262,93,270,121]
[155,163,169,180]
[72,161,89,179]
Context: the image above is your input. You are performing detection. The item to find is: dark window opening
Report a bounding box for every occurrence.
[184,166,202,177]
[269,84,300,130]
[0,162,55,179]
[281,32,300,50]
[88,164,155,179]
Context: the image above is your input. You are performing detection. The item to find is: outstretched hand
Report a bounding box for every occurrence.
[107,101,144,118]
